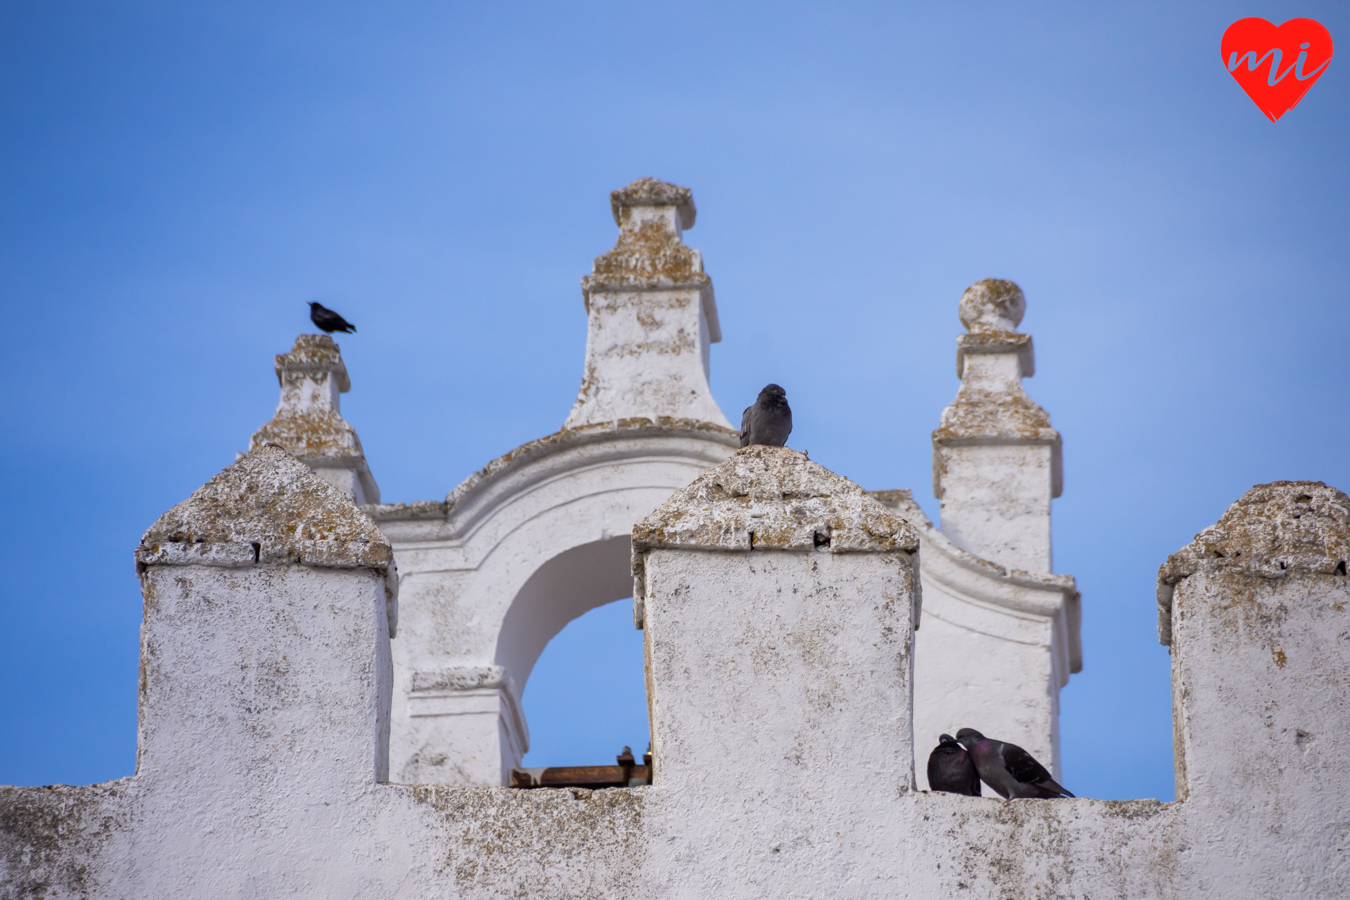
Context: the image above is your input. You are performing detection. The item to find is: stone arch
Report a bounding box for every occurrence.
[352,179,1081,790]
[493,535,633,699]
[371,422,737,785]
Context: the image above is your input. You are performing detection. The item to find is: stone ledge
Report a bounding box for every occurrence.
[956,331,1035,378]
[410,665,510,693]
[134,539,393,571]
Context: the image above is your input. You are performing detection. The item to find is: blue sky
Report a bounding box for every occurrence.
[2,1,1346,801]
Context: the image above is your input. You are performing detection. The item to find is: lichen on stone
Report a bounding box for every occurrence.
[139,444,392,570]
[932,388,1058,444]
[0,780,130,897]
[1156,481,1350,644]
[959,278,1025,333]
[248,334,365,460]
[583,220,708,293]
[250,409,366,459]
[609,176,696,228]
[584,178,708,294]
[436,418,739,516]
[269,333,351,390]
[632,445,919,554]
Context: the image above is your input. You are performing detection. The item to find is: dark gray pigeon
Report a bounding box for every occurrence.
[740,384,792,448]
[927,734,981,796]
[308,301,356,334]
[955,728,1073,799]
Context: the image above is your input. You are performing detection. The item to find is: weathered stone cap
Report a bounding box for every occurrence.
[272,333,350,391]
[138,444,392,571]
[586,188,709,294]
[633,445,919,553]
[1156,481,1350,644]
[610,177,696,229]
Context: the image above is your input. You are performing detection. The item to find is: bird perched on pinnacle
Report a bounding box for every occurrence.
[955,728,1073,799]
[740,384,792,448]
[927,734,981,796]
[308,301,356,334]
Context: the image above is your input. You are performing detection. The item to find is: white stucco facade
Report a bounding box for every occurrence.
[23,177,1350,897]
[3,443,1346,897]
[328,181,1080,788]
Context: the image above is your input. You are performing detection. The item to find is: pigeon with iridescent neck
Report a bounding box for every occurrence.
[955,728,1073,799]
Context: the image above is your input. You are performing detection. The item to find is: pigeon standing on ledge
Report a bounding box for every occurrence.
[308,301,356,334]
[927,734,981,796]
[740,384,792,448]
[955,728,1074,799]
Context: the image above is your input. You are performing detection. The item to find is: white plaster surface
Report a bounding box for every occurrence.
[565,178,731,430]
[933,279,1062,574]
[876,490,1079,779]
[6,450,1347,898]
[353,178,741,786]
[44,188,1350,899]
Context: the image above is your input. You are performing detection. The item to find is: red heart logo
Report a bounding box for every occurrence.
[1222,18,1333,121]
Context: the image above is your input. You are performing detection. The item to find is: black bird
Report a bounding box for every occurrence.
[927,734,981,795]
[955,728,1074,799]
[740,384,792,448]
[308,301,356,334]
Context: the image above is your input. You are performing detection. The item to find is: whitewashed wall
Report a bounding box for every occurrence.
[3,445,1345,898]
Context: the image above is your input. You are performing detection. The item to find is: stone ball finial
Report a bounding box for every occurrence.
[958,279,1025,333]
[610,177,696,230]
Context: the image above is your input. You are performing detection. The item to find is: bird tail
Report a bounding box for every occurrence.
[1045,779,1074,798]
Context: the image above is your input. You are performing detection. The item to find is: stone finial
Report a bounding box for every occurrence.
[932,279,1062,572]
[633,445,918,555]
[610,177,696,230]
[959,278,1025,333]
[1156,481,1350,644]
[248,334,380,505]
[583,178,715,313]
[564,179,732,431]
[933,280,1057,451]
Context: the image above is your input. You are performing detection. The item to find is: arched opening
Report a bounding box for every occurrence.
[518,598,648,768]
[495,536,649,770]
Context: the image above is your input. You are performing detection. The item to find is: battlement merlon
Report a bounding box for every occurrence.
[565,177,732,431]
[933,278,1061,572]
[134,445,397,789]
[631,444,921,795]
